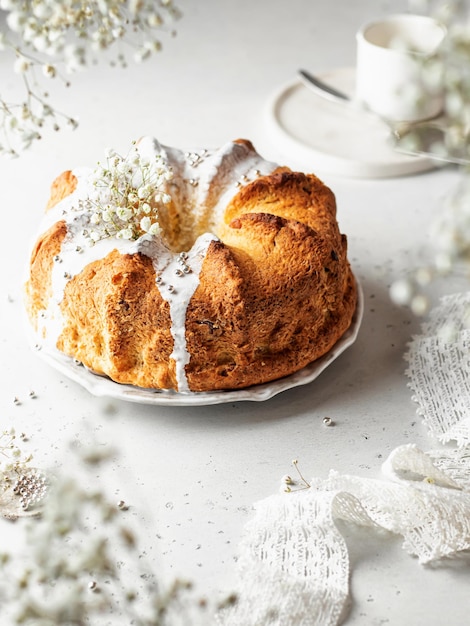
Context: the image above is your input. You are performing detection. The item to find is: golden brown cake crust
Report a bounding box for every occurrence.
[187,199,356,391]
[46,170,77,210]
[25,140,357,392]
[26,220,67,332]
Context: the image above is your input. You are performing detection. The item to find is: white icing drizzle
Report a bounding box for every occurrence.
[196,140,278,230]
[138,137,278,236]
[32,137,278,391]
[40,221,145,349]
[141,233,217,392]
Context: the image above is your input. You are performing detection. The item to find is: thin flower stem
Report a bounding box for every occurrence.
[292,459,311,490]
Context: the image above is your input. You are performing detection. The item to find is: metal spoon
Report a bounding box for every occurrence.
[298,68,467,165]
[298,69,350,104]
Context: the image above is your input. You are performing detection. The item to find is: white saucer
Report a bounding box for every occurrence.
[33,282,363,407]
[265,67,437,178]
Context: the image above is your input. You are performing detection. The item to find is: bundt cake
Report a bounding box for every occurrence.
[24,137,357,393]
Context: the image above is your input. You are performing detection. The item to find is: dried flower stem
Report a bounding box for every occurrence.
[283,459,311,493]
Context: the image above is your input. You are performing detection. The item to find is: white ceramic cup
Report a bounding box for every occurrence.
[356,14,446,122]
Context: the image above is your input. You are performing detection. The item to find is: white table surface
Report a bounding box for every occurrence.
[1,1,469,624]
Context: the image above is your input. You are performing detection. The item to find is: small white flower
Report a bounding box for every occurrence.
[13,55,30,74]
[22,24,38,44]
[7,115,18,130]
[434,252,453,274]
[138,185,151,199]
[148,222,161,236]
[390,279,414,306]
[140,216,152,232]
[102,209,114,222]
[127,192,139,204]
[42,64,57,78]
[410,294,429,316]
[112,26,125,38]
[118,162,133,176]
[148,13,163,27]
[6,11,24,33]
[0,0,15,11]
[133,48,150,63]
[446,90,464,117]
[21,105,31,120]
[64,45,87,72]
[32,2,52,20]
[414,267,433,286]
[116,207,133,221]
[32,35,49,52]
[144,40,162,53]
[117,227,133,240]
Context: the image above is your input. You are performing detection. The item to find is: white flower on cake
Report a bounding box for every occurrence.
[75,143,173,244]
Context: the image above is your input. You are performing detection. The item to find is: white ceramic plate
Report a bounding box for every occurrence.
[34,282,363,407]
[265,67,437,178]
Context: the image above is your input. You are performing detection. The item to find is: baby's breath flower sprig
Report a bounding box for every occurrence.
[0,428,33,491]
[398,1,470,163]
[390,173,470,317]
[78,142,173,244]
[389,1,470,318]
[0,58,79,156]
[0,0,181,156]
[427,2,470,162]
[282,459,311,493]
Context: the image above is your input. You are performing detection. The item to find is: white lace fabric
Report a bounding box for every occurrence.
[218,445,470,626]
[218,492,351,626]
[406,291,470,446]
[218,292,470,626]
